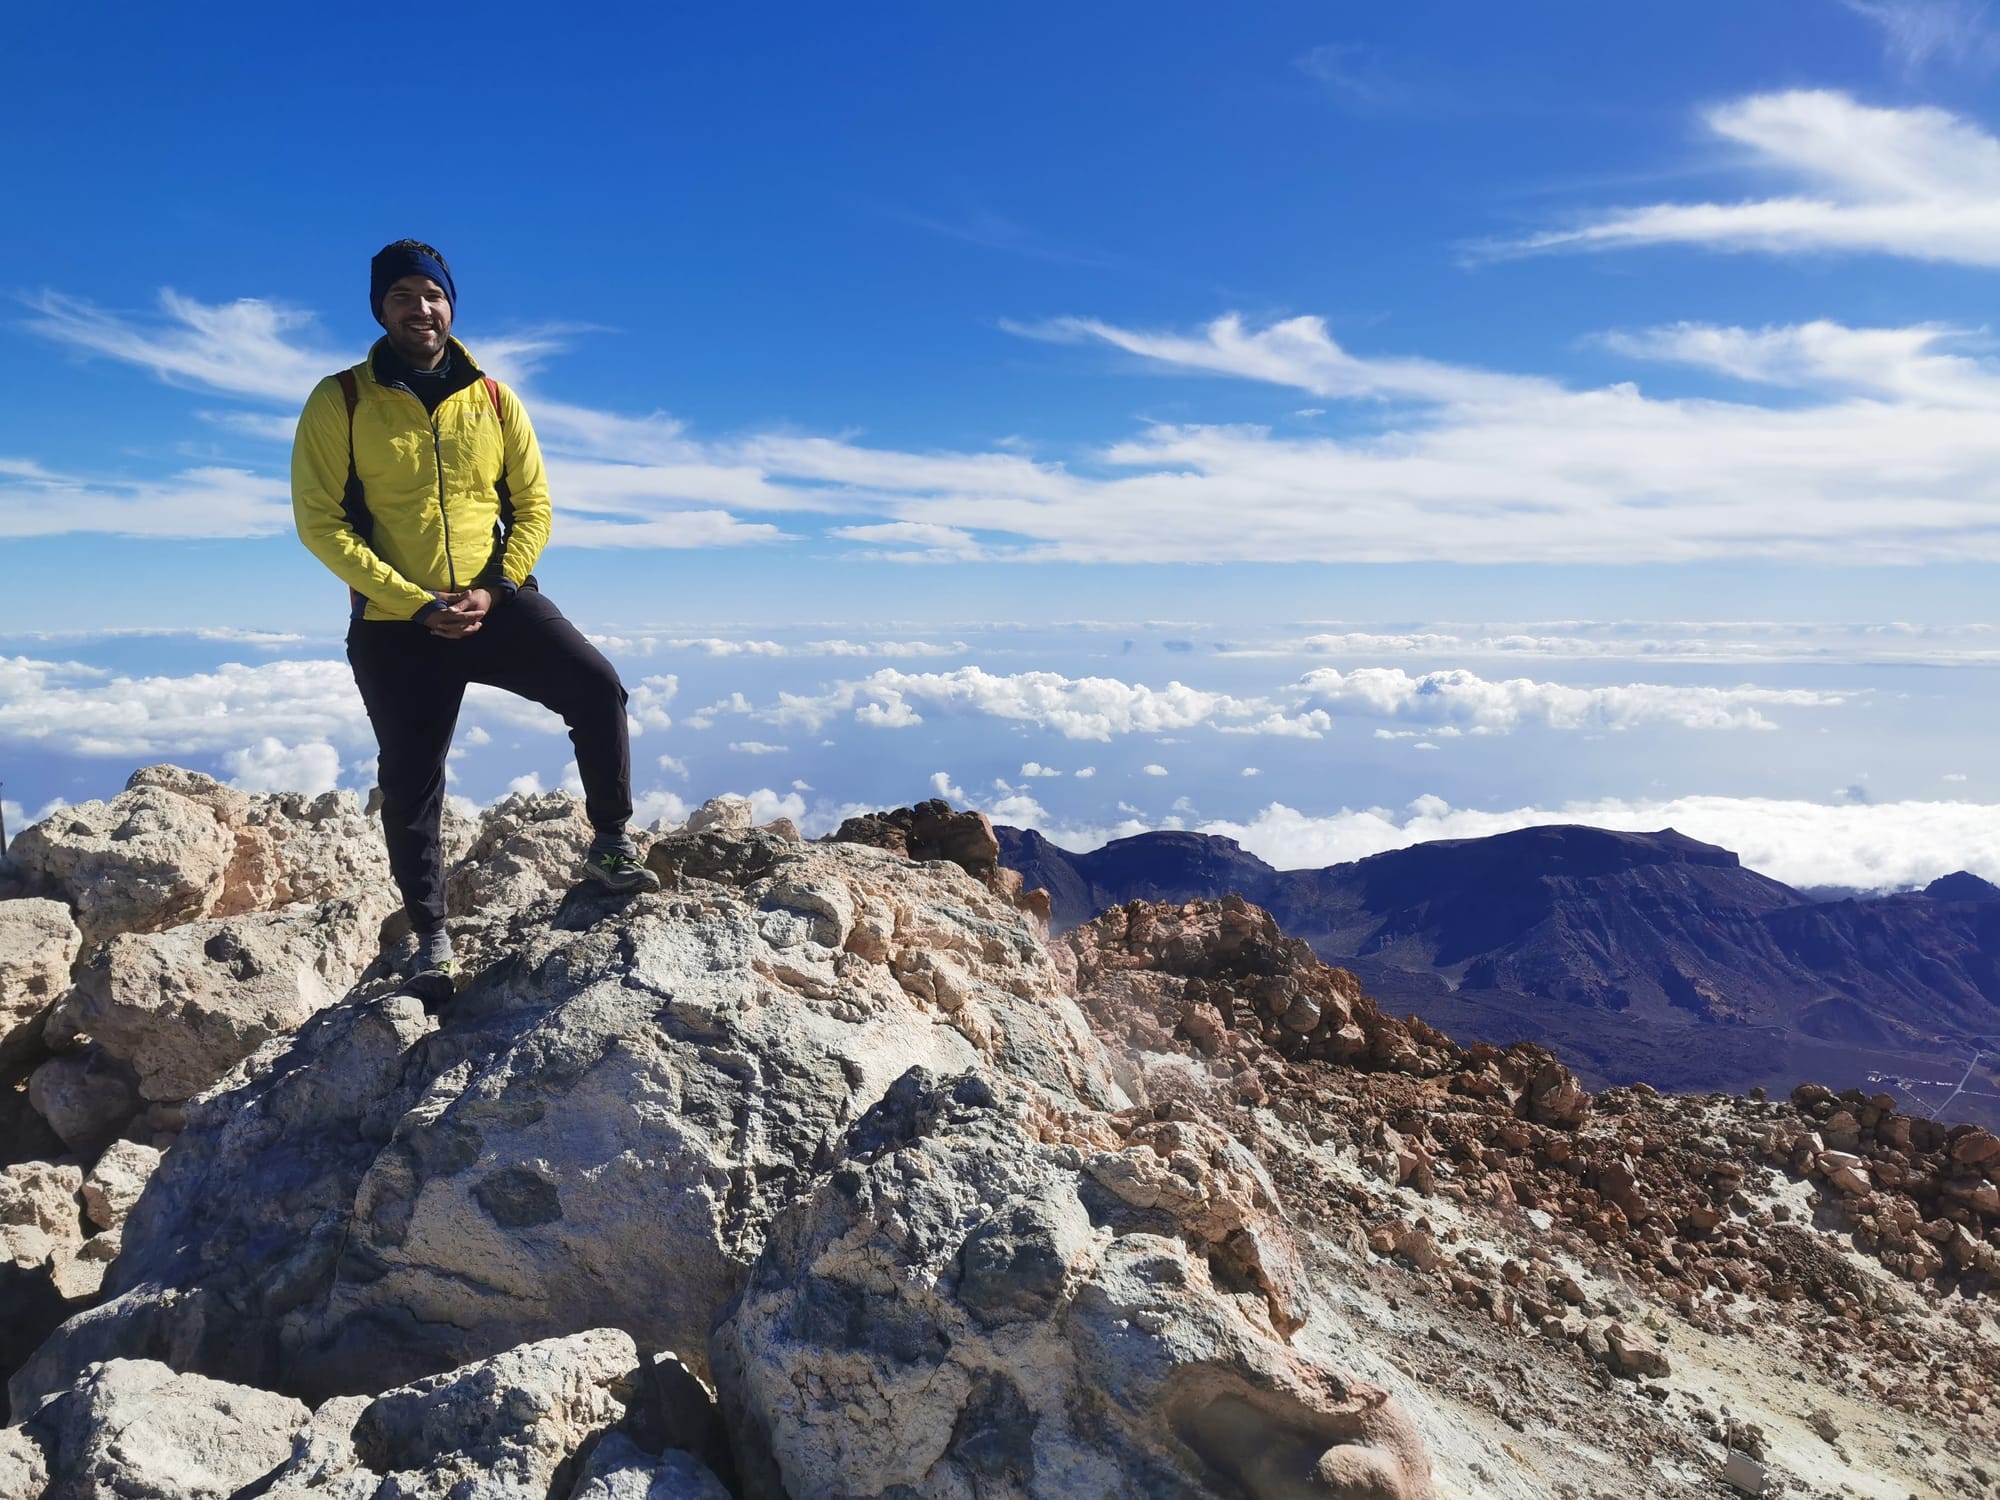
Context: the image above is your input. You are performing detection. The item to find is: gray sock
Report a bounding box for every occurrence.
[416,928,454,969]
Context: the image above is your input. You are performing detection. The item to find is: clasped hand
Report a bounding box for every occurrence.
[425,587,493,639]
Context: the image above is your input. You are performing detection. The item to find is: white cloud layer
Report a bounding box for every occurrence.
[753,664,1842,741]
[1182,795,2000,894]
[27,288,2000,566]
[1501,90,2000,267]
[0,655,659,764]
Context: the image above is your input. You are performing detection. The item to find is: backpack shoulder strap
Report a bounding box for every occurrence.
[331,370,374,610]
[483,376,502,423]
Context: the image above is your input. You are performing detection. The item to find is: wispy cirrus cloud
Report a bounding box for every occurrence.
[28,289,2000,566]
[1489,90,2000,266]
[25,291,342,401]
[1841,0,2000,73]
[0,458,291,539]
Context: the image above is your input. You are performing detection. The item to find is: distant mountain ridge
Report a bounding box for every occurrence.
[997,822,2000,1124]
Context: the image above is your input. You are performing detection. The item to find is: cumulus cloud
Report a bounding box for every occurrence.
[1074,767,1097,778]
[0,655,367,757]
[1299,666,1845,732]
[766,667,1331,741]
[1496,90,2000,267]
[1142,763,1169,776]
[729,741,788,755]
[1021,762,1063,777]
[750,663,1842,743]
[222,738,341,794]
[506,772,544,797]
[631,788,691,828]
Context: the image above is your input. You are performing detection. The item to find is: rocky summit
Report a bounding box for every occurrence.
[0,769,1993,1498]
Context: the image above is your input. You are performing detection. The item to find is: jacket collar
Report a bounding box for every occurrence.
[365,336,485,396]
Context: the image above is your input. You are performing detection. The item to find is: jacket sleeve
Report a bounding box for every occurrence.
[493,381,552,584]
[290,377,438,620]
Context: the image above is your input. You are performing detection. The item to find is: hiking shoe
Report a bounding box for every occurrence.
[582,838,661,893]
[407,927,458,979]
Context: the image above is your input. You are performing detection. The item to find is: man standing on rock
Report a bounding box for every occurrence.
[291,239,658,980]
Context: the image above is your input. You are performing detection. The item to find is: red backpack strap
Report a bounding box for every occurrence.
[484,376,502,423]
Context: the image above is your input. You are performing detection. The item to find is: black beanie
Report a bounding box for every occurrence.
[370,240,457,320]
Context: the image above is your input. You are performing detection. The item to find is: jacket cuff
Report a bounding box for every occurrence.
[412,599,444,623]
[475,575,518,599]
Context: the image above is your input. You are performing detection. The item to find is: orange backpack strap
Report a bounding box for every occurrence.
[484,376,502,421]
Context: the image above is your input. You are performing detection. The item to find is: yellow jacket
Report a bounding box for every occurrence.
[291,338,553,621]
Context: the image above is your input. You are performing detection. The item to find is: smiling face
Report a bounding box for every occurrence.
[377,274,453,369]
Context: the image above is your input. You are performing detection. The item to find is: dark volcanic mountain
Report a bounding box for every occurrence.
[998,823,2000,1125]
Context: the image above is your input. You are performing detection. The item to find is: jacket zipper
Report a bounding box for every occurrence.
[431,415,458,589]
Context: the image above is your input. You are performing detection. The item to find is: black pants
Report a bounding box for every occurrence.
[347,587,632,932]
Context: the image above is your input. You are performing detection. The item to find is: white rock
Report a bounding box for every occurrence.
[445,791,595,916]
[7,777,236,948]
[82,1140,163,1232]
[46,894,389,1103]
[0,1160,84,1270]
[30,1358,308,1499]
[684,797,752,835]
[0,898,81,1064]
[565,1431,733,1500]
[8,768,391,951]
[253,1330,638,1498]
[0,1425,50,1500]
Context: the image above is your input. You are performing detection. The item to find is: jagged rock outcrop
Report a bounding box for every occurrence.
[714,1068,1431,1499]
[15,1358,309,1499]
[9,826,1119,1412]
[47,900,392,1112]
[45,892,393,1109]
[6,1329,732,1500]
[7,767,390,950]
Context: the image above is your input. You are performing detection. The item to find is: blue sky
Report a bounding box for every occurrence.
[8,1,2000,890]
